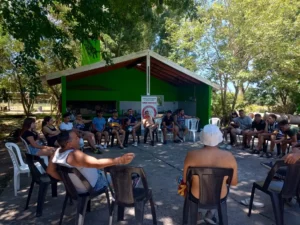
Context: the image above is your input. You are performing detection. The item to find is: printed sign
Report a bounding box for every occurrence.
[141,96,158,127]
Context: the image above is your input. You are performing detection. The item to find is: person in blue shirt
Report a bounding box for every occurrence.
[108,110,125,149]
[126,109,141,147]
[92,110,109,149]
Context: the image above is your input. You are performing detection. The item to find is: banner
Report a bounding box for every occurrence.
[141,96,158,129]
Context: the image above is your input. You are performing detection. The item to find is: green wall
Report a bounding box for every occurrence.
[66,68,178,102]
[65,67,212,126]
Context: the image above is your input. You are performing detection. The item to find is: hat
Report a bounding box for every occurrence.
[200,124,223,147]
[167,110,172,114]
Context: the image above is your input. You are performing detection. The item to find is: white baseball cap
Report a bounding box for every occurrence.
[200,124,223,147]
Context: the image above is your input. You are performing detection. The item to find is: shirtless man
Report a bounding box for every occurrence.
[183,124,238,224]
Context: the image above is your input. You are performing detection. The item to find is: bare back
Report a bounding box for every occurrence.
[183,146,238,199]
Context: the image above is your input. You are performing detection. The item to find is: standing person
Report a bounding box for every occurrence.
[47,131,135,193]
[108,110,125,149]
[142,110,158,146]
[20,118,55,156]
[277,120,299,157]
[229,109,252,148]
[173,109,193,142]
[180,124,238,224]
[127,109,141,147]
[162,110,180,144]
[254,114,283,157]
[243,114,265,150]
[60,113,101,154]
[42,116,60,147]
[92,110,109,149]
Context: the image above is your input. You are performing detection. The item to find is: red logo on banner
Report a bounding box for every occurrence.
[142,105,157,118]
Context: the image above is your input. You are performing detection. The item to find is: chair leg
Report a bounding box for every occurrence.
[14,171,18,196]
[87,200,91,212]
[182,197,189,225]
[110,135,114,147]
[134,201,145,225]
[36,183,49,217]
[248,184,256,217]
[270,194,284,225]
[149,196,157,225]
[59,194,69,225]
[105,190,114,225]
[193,132,196,142]
[117,205,125,221]
[51,180,58,197]
[189,199,198,225]
[218,201,228,225]
[76,196,89,225]
[17,173,21,190]
[25,180,35,210]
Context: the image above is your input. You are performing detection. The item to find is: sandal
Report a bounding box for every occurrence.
[251,150,260,154]
[266,152,273,158]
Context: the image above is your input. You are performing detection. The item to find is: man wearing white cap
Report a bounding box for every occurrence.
[182,124,238,224]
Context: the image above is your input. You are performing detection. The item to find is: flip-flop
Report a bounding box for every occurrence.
[240,198,264,208]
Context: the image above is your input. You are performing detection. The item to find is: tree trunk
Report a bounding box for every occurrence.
[231,83,239,111]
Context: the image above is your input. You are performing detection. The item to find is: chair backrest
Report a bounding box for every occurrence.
[190,118,199,131]
[5,142,27,168]
[25,153,48,183]
[263,160,300,198]
[104,166,149,205]
[209,118,221,127]
[186,167,233,208]
[5,142,24,172]
[154,118,162,130]
[20,137,31,154]
[56,165,93,200]
[185,119,191,129]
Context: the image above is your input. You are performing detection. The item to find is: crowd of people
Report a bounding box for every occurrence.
[220,109,300,158]
[20,108,197,156]
[15,107,300,225]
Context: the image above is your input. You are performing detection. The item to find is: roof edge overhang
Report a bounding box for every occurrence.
[45,49,220,90]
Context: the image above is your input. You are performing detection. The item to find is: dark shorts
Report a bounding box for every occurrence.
[166,125,173,131]
[178,124,188,131]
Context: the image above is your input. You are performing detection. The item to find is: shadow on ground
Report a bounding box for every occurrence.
[0,139,300,225]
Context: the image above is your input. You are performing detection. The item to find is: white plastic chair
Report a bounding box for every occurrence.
[154,118,164,143]
[20,137,49,166]
[188,118,200,142]
[5,142,42,196]
[209,117,221,127]
[183,119,192,142]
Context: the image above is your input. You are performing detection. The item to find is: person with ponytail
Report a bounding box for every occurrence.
[20,118,55,156]
[42,116,60,147]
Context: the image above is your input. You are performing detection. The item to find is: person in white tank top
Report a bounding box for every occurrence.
[47,131,135,193]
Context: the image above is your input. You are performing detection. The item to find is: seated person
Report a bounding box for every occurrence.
[229,109,252,147]
[108,110,125,149]
[222,111,239,145]
[162,110,180,144]
[243,114,265,151]
[255,114,283,157]
[42,116,60,147]
[60,113,101,154]
[173,108,193,141]
[47,131,135,193]
[126,109,141,147]
[181,124,238,224]
[21,117,55,156]
[142,110,158,146]
[277,120,299,156]
[92,110,109,149]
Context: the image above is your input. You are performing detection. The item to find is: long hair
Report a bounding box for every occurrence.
[42,116,51,128]
[20,117,36,138]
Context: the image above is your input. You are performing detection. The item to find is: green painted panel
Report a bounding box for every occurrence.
[81,40,101,66]
[196,84,212,127]
[66,68,178,101]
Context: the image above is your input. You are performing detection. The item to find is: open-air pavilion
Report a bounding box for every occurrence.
[46,48,219,125]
